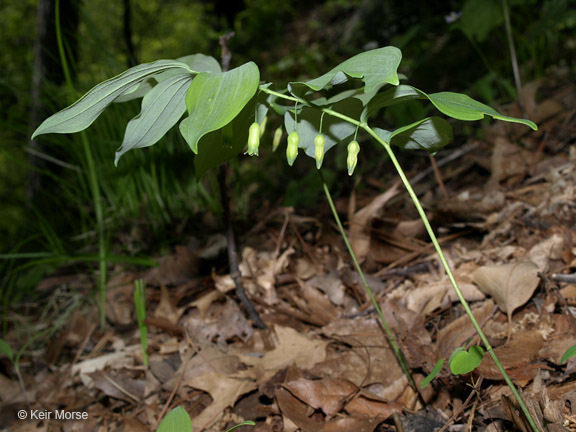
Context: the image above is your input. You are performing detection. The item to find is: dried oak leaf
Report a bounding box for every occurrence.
[471,261,540,325]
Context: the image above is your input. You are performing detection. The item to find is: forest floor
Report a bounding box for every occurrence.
[1,74,575,432]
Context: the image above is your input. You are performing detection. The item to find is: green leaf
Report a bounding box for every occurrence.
[561,344,576,363]
[421,358,444,389]
[424,92,537,129]
[193,90,268,180]
[449,345,484,375]
[31,60,192,138]
[0,339,14,362]
[283,98,363,159]
[179,62,260,153]
[289,47,402,97]
[365,85,538,130]
[115,54,221,103]
[114,73,192,165]
[177,53,222,74]
[374,117,453,154]
[362,85,421,121]
[156,406,193,432]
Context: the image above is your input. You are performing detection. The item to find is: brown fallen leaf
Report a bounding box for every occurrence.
[283,377,358,417]
[276,387,382,432]
[471,261,540,333]
[349,183,401,263]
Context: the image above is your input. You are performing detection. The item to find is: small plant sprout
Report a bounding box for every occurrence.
[561,344,576,363]
[133,279,149,366]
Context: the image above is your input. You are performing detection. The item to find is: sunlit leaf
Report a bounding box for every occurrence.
[156,406,192,432]
[289,47,401,97]
[365,85,538,130]
[561,344,576,363]
[32,60,192,138]
[449,346,484,375]
[179,62,260,153]
[115,73,192,165]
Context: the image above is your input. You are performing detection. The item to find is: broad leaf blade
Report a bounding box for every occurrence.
[449,346,484,375]
[374,117,453,154]
[156,406,193,432]
[179,61,260,153]
[415,89,537,130]
[115,73,192,165]
[289,47,401,97]
[32,60,192,138]
[362,85,421,121]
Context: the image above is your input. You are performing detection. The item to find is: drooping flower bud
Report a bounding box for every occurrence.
[272,126,283,152]
[246,122,260,156]
[286,131,300,166]
[347,140,360,175]
[314,133,326,169]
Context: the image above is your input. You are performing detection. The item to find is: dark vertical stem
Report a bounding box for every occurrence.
[217,165,266,329]
[122,0,138,67]
[216,33,266,329]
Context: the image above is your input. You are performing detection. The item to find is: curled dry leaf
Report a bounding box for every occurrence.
[471,261,540,325]
[349,183,401,262]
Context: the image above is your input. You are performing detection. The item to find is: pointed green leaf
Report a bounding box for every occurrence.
[449,345,484,375]
[420,358,444,389]
[289,47,402,97]
[0,339,14,362]
[193,90,268,180]
[31,60,192,139]
[156,406,193,432]
[283,98,363,159]
[114,73,192,165]
[374,117,453,153]
[179,62,260,153]
[561,344,576,363]
[425,91,537,129]
[177,53,222,74]
[365,85,537,130]
[362,85,421,121]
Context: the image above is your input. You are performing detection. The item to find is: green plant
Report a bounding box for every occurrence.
[155,406,255,432]
[133,278,149,366]
[31,46,539,431]
[561,344,576,363]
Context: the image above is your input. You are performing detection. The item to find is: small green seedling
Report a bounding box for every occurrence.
[133,279,149,366]
[449,345,484,375]
[156,406,192,432]
[561,344,576,363]
[155,406,255,432]
[420,345,485,389]
[420,358,444,389]
[0,338,15,365]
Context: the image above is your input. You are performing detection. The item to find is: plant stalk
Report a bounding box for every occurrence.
[364,125,538,432]
[320,172,422,402]
[260,82,538,432]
